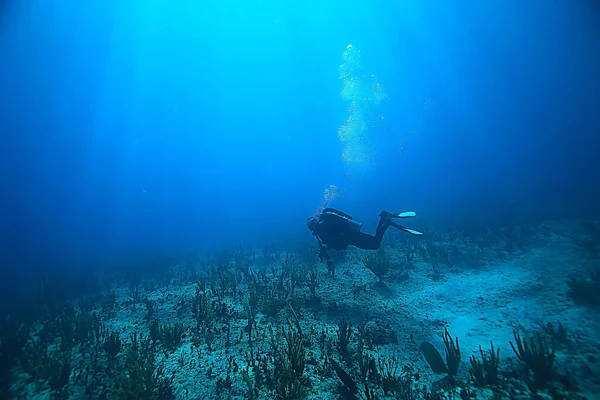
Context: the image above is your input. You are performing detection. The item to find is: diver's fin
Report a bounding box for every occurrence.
[402,227,424,235]
[395,211,416,218]
[389,221,424,235]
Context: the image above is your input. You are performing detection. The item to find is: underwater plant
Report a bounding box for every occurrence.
[157,322,185,351]
[362,249,390,282]
[469,341,500,387]
[566,271,600,305]
[336,318,353,356]
[282,324,306,378]
[510,329,556,391]
[420,328,461,376]
[103,329,122,359]
[538,321,569,346]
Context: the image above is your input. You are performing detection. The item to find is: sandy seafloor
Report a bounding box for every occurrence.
[10,219,600,400]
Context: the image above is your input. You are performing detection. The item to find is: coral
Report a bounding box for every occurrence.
[330,357,358,395]
[19,338,71,395]
[510,329,556,391]
[258,273,293,317]
[111,334,174,399]
[420,328,461,376]
[192,283,212,329]
[4,218,596,399]
[362,320,398,346]
[362,249,390,282]
[469,341,500,387]
[157,323,185,351]
[275,371,305,400]
[442,328,461,376]
[282,325,305,378]
[241,370,256,400]
[538,321,569,346]
[566,272,600,305]
[103,329,122,359]
[336,318,353,355]
[420,341,448,374]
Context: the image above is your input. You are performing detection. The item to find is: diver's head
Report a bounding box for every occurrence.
[307,216,317,232]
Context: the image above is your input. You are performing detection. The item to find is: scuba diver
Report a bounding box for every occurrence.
[307,208,423,268]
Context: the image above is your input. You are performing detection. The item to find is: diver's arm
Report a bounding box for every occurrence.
[317,245,332,266]
[315,234,323,246]
[314,235,333,266]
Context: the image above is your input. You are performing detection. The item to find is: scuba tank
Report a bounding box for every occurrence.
[323,208,362,232]
[346,218,362,233]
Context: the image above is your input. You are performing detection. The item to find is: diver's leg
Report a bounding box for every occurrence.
[346,216,390,250]
[387,220,424,235]
[346,231,381,250]
[347,211,423,250]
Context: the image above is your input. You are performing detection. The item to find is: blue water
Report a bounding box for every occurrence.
[2,1,598,270]
[0,1,599,398]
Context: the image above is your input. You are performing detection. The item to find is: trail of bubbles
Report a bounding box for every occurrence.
[314,184,345,216]
[337,44,388,176]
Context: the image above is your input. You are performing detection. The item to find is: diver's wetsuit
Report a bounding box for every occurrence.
[311,208,390,251]
[308,208,422,267]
